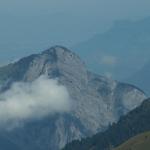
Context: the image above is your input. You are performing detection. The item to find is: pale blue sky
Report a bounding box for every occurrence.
[0,0,150,64]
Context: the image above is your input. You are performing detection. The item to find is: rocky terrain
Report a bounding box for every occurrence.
[0,46,146,150]
[63,98,150,150]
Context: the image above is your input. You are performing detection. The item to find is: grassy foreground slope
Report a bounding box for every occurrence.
[115,131,150,150]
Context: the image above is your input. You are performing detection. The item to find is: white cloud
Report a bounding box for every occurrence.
[0,75,71,127]
[100,55,118,66]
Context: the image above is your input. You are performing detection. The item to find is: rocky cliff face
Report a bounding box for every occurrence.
[63,98,150,150]
[0,46,146,150]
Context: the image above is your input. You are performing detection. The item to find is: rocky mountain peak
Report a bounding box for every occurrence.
[0,46,88,90]
[0,46,147,150]
[21,46,88,85]
[42,45,73,55]
[42,45,84,65]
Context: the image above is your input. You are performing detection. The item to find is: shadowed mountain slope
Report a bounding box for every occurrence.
[63,99,150,150]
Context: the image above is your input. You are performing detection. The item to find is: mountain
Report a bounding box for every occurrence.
[115,131,150,150]
[128,60,150,95]
[63,98,150,150]
[0,46,146,150]
[73,17,150,80]
[0,136,20,150]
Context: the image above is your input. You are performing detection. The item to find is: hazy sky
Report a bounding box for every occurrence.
[1,0,150,18]
[0,0,150,63]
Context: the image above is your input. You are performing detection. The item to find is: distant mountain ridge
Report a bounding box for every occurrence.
[128,60,150,95]
[73,17,150,80]
[0,46,146,150]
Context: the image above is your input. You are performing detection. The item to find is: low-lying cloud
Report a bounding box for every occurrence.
[0,75,71,126]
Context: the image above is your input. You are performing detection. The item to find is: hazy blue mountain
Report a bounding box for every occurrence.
[0,46,146,150]
[63,98,150,150]
[73,17,150,81]
[0,135,20,150]
[127,60,150,95]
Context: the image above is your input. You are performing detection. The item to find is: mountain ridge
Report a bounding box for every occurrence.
[73,17,150,80]
[128,60,150,95]
[63,98,150,150]
[0,46,146,150]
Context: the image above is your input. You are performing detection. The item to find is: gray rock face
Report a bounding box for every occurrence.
[0,46,146,150]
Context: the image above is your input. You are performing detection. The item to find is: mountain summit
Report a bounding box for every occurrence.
[0,46,146,150]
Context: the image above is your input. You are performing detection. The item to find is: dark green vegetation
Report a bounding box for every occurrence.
[63,98,150,150]
[115,131,150,150]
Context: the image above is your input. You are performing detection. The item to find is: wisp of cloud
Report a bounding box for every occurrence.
[0,75,70,127]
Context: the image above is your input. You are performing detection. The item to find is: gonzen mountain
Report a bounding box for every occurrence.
[0,46,146,150]
[63,98,150,150]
